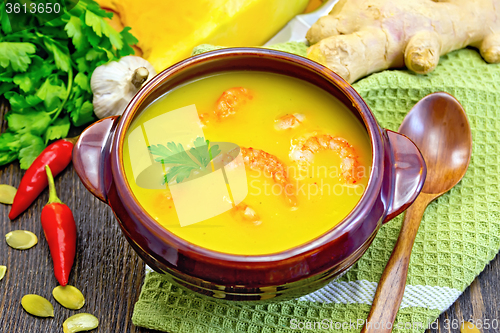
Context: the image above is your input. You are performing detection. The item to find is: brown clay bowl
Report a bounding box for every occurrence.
[73,48,426,302]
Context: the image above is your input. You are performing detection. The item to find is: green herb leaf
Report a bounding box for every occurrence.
[119,27,139,46]
[74,72,90,92]
[119,27,138,57]
[188,137,221,168]
[148,137,222,184]
[26,95,43,107]
[4,91,31,110]
[0,83,15,96]
[71,100,95,126]
[12,56,55,93]
[83,24,102,48]
[65,16,86,51]
[0,131,21,165]
[19,133,46,169]
[165,165,199,184]
[41,38,71,72]
[84,48,102,62]
[0,68,14,83]
[0,150,18,165]
[209,144,221,162]
[84,0,112,18]
[13,74,32,93]
[0,42,36,72]
[149,143,187,164]
[36,76,67,111]
[85,11,103,37]
[0,2,13,35]
[149,142,200,184]
[4,91,42,110]
[44,116,71,144]
[102,21,123,50]
[6,111,52,137]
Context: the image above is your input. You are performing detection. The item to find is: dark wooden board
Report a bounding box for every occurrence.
[0,102,498,333]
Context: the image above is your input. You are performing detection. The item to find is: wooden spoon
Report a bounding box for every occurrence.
[361,92,472,333]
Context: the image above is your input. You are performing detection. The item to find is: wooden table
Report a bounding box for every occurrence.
[0,103,498,333]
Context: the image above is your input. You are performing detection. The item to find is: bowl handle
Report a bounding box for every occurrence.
[73,116,120,203]
[383,130,427,223]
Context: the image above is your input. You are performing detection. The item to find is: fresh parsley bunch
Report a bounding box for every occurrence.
[149,137,222,184]
[0,0,137,168]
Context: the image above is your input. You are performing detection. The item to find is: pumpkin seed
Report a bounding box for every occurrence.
[21,294,54,317]
[5,230,38,250]
[0,265,6,281]
[53,285,85,310]
[461,322,481,333]
[63,313,99,333]
[0,184,16,204]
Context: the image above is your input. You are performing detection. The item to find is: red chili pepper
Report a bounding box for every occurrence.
[9,137,77,220]
[41,165,77,286]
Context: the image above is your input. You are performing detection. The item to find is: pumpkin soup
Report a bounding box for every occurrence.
[123,71,372,255]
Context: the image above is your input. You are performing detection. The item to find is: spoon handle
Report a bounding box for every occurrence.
[360,193,433,333]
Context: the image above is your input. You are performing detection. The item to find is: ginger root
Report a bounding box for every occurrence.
[306,0,500,83]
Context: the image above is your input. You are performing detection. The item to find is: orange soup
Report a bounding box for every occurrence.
[123,71,372,255]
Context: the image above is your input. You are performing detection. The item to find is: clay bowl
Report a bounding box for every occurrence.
[73,48,426,302]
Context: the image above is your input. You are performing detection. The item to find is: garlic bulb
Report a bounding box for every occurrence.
[91,56,156,119]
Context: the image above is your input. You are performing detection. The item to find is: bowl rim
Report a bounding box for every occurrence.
[111,47,385,263]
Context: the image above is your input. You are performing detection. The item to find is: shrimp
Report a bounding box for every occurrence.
[232,202,261,225]
[290,134,362,184]
[240,147,297,206]
[213,146,297,226]
[214,87,253,119]
[231,147,298,225]
[274,113,305,130]
[198,87,253,126]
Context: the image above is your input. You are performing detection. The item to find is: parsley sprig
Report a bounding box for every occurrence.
[148,137,221,184]
[0,0,138,168]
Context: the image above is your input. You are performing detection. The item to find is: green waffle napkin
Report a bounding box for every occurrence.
[132,44,500,333]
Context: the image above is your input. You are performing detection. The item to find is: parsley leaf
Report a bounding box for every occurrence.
[36,76,67,111]
[166,165,200,184]
[149,142,193,165]
[85,11,101,34]
[4,91,31,110]
[0,42,36,72]
[0,83,15,96]
[0,2,12,34]
[119,27,138,57]
[148,137,222,184]
[6,111,52,137]
[71,100,94,126]
[64,16,87,51]
[189,137,221,168]
[44,116,71,144]
[13,56,55,93]
[18,133,46,169]
[40,36,71,72]
[74,72,90,92]
[13,74,33,93]
[0,131,20,165]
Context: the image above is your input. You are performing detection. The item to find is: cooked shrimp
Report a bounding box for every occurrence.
[274,113,305,130]
[240,147,297,206]
[232,202,261,225]
[198,87,253,125]
[290,134,362,184]
[215,87,253,119]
